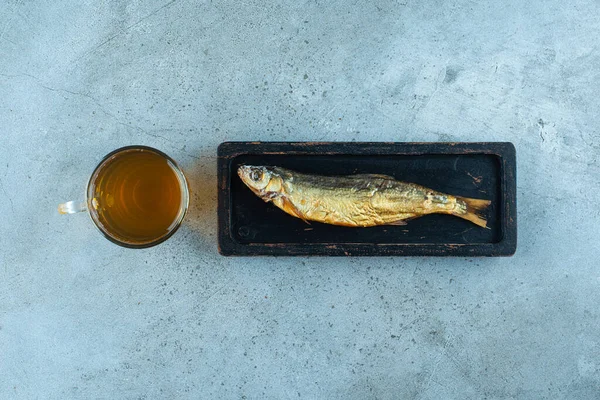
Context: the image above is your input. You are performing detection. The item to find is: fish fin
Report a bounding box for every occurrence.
[385,219,408,226]
[280,197,311,225]
[454,196,492,228]
[385,214,420,226]
[348,173,395,180]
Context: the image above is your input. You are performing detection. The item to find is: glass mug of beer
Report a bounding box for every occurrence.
[59,146,190,248]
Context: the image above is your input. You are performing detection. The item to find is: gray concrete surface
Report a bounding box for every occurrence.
[1,0,599,398]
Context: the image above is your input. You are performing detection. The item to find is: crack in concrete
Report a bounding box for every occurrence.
[0,176,15,214]
[1,72,170,143]
[73,0,179,63]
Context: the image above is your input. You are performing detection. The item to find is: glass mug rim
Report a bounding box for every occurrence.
[84,145,190,249]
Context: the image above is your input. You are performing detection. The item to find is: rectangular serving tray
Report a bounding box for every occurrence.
[217,142,516,256]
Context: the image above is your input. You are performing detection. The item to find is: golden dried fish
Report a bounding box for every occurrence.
[238,165,491,228]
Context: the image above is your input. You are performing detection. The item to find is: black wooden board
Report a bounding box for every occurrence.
[217,142,516,256]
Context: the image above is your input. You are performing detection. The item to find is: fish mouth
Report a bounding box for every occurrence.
[237,165,264,196]
[237,165,257,185]
[237,165,250,178]
[237,164,264,176]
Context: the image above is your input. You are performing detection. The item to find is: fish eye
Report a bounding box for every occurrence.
[251,170,261,181]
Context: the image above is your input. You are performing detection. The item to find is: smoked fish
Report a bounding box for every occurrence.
[238,165,491,228]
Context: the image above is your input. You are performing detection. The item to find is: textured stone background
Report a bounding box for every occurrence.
[1,0,599,398]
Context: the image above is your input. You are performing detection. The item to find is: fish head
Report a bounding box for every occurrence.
[238,165,283,197]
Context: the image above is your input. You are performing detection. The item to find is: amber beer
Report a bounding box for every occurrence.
[87,148,185,247]
[55,146,191,247]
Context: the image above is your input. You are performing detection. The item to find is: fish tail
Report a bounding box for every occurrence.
[453,196,491,228]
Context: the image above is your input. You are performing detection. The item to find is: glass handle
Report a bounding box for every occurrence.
[58,200,87,215]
